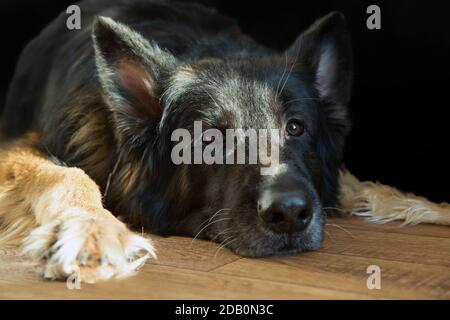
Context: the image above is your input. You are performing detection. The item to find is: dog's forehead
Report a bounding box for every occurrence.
[163,64,281,129]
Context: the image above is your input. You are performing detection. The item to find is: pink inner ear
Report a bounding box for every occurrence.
[116,60,161,115]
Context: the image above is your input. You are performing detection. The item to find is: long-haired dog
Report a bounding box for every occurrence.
[1,0,449,283]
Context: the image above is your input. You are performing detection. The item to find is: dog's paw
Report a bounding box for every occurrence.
[22,207,156,283]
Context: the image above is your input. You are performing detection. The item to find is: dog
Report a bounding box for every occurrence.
[0,0,448,283]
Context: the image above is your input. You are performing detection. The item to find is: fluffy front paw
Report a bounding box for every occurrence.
[23,207,156,283]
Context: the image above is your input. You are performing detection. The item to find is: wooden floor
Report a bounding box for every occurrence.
[0,216,449,299]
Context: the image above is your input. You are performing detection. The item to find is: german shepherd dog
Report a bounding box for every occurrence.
[0,0,449,283]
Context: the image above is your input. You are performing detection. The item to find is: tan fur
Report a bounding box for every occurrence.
[1,132,448,284]
[0,133,156,283]
[64,101,114,186]
[338,170,450,225]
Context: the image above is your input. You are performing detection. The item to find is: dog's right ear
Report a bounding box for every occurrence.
[92,16,178,145]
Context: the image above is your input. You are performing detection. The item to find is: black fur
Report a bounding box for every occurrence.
[1,0,352,256]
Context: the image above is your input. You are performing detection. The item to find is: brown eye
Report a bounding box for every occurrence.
[286,119,305,137]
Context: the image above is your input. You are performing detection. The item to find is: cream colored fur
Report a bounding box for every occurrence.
[339,170,450,225]
[0,133,156,283]
[0,133,448,284]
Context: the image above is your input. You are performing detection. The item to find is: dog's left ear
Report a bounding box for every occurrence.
[287,11,353,116]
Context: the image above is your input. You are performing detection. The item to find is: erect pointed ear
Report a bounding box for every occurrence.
[92,16,178,145]
[287,11,353,113]
[286,13,353,206]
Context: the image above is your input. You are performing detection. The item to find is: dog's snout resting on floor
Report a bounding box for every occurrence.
[0,0,449,283]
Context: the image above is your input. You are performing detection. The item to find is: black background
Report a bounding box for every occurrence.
[0,0,448,202]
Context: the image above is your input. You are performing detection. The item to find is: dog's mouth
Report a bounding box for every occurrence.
[193,207,325,257]
[228,235,323,257]
[231,229,324,257]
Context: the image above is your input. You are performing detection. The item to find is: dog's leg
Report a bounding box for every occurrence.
[0,133,156,283]
[338,169,450,225]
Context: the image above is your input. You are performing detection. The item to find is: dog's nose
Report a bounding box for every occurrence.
[259,193,313,233]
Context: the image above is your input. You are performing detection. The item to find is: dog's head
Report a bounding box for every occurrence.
[93,12,352,256]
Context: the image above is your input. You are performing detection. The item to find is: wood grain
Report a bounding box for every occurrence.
[0,216,449,299]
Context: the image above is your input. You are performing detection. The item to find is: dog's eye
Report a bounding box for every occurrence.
[286,119,305,137]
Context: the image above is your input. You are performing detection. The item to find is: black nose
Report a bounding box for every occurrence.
[259,193,313,233]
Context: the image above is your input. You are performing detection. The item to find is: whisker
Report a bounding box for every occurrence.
[204,90,221,109]
[196,208,231,231]
[104,152,122,199]
[211,227,233,242]
[189,217,232,248]
[214,236,237,260]
[325,223,355,238]
[278,40,302,97]
[323,206,350,214]
[278,58,296,98]
[208,208,231,223]
[324,230,336,243]
[190,209,232,248]
[275,52,289,100]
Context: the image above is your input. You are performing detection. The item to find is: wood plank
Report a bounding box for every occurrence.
[213,253,450,299]
[321,224,450,267]
[0,263,376,300]
[148,235,240,271]
[0,248,41,284]
[0,216,448,299]
[327,216,450,238]
[0,236,241,284]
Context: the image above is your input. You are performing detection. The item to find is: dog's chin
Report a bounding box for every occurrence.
[212,214,325,257]
[231,230,324,257]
